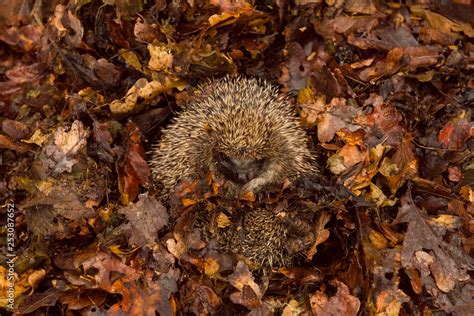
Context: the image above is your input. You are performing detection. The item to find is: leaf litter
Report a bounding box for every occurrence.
[0,0,473,315]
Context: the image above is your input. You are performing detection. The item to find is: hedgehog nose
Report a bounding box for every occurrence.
[236,171,251,183]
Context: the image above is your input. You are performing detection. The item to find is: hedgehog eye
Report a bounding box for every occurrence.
[214,152,234,170]
[214,152,236,180]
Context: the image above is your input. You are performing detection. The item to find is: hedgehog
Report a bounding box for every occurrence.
[193,205,316,270]
[149,76,316,199]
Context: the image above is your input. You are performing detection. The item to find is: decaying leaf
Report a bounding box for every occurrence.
[228,261,263,309]
[438,112,473,150]
[108,269,179,316]
[42,120,90,176]
[393,190,473,293]
[306,210,331,260]
[117,122,151,204]
[118,195,169,247]
[310,280,361,316]
[20,186,95,238]
[2,0,473,314]
[371,266,410,315]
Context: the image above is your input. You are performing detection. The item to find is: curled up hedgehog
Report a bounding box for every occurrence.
[150,76,316,199]
[150,76,317,269]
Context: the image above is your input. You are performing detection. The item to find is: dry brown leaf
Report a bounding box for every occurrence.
[339,144,367,168]
[117,122,150,204]
[379,136,418,193]
[17,288,62,315]
[148,44,173,72]
[182,282,222,314]
[80,252,141,290]
[371,267,410,315]
[344,0,377,15]
[404,47,440,70]
[118,195,169,247]
[438,113,473,150]
[228,261,263,309]
[134,18,160,43]
[0,134,29,153]
[108,269,179,316]
[5,62,45,84]
[49,5,84,47]
[393,191,472,292]
[0,25,43,52]
[2,119,29,140]
[310,280,360,316]
[306,210,331,260]
[359,48,404,83]
[314,15,380,39]
[210,0,253,14]
[410,6,474,38]
[307,98,362,143]
[59,289,106,310]
[208,0,253,27]
[42,120,89,176]
[339,143,385,194]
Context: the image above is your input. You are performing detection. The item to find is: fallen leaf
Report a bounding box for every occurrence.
[359,48,404,83]
[310,280,360,316]
[306,210,331,260]
[108,269,179,316]
[228,261,263,309]
[119,195,169,247]
[148,44,173,72]
[42,120,90,176]
[393,190,472,292]
[371,266,410,315]
[2,119,29,140]
[23,129,48,146]
[344,0,377,15]
[378,135,418,193]
[410,6,474,38]
[0,134,29,153]
[117,122,151,204]
[0,25,43,52]
[314,15,380,39]
[208,0,253,27]
[339,144,366,168]
[59,289,106,310]
[438,114,473,150]
[17,288,62,315]
[80,252,141,290]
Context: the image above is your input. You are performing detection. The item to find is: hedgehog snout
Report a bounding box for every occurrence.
[214,152,265,184]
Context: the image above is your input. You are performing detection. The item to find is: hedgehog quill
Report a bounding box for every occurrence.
[150,76,316,200]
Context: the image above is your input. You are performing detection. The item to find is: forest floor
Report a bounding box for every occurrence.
[0,0,473,315]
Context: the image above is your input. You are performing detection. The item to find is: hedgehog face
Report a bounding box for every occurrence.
[214,151,266,184]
